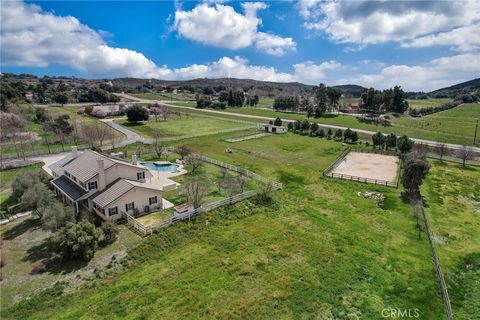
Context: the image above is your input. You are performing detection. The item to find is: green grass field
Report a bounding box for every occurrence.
[190,103,479,145]
[407,99,453,110]
[117,114,255,139]
[3,132,463,319]
[131,92,196,101]
[422,161,480,318]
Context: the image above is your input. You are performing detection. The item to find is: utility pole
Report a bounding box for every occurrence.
[474,119,479,145]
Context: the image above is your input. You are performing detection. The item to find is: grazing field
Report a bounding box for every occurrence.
[407,99,453,110]
[196,103,479,145]
[422,161,480,319]
[117,114,255,139]
[131,92,195,101]
[3,133,454,319]
[0,215,142,309]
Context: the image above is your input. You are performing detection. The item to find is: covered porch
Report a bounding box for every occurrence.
[51,175,88,214]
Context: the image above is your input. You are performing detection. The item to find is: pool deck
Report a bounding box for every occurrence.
[144,161,187,191]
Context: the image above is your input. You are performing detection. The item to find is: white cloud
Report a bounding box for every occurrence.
[1,1,478,91]
[335,54,480,91]
[299,0,480,50]
[0,0,159,77]
[401,24,480,52]
[293,60,345,84]
[173,2,296,56]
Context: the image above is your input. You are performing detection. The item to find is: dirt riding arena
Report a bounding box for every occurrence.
[330,151,399,186]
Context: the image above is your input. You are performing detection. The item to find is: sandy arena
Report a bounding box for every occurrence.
[331,152,399,183]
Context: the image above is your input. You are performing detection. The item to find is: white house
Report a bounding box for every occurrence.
[49,148,166,221]
[259,123,288,134]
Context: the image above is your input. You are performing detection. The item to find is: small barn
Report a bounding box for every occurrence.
[259,124,288,134]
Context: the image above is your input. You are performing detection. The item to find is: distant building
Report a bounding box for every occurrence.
[259,123,288,134]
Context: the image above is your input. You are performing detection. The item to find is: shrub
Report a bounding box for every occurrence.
[397,135,414,154]
[100,222,119,245]
[50,220,102,261]
[91,108,106,118]
[41,202,75,232]
[84,105,94,115]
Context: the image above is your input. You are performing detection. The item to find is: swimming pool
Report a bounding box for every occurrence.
[141,162,180,173]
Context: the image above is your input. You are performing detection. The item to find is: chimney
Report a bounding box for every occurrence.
[132,154,138,165]
[72,146,78,158]
[97,158,106,190]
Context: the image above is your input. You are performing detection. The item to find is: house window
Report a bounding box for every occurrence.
[72,176,77,182]
[108,207,118,216]
[149,196,157,205]
[65,172,70,177]
[88,181,98,190]
[137,172,145,180]
[125,202,134,211]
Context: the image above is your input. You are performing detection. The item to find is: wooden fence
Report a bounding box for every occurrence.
[123,155,283,236]
[415,202,453,320]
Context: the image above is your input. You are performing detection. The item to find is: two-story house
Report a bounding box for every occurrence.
[49,148,164,221]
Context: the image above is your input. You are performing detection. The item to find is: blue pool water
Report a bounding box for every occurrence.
[141,162,180,173]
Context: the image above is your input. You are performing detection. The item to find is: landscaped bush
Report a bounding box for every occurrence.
[100,222,119,245]
[50,220,102,261]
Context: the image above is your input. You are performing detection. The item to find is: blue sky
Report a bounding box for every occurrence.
[1,0,479,91]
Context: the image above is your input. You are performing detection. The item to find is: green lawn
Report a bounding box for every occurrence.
[190,103,479,145]
[117,114,255,139]
[3,132,457,319]
[407,99,453,110]
[422,161,480,319]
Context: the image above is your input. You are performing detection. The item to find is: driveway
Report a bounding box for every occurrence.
[100,118,143,147]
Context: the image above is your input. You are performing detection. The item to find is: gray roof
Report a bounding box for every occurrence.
[48,153,74,174]
[51,176,88,201]
[59,150,148,182]
[92,179,162,208]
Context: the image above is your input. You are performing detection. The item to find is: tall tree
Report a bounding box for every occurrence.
[314,84,327,117]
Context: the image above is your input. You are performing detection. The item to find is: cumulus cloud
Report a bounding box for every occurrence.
[1,1,477,91]
[298,0,480,51]
[0,0,159,77]
[173,2,296,56]
[336,54,480,91]
[401,24,480,52]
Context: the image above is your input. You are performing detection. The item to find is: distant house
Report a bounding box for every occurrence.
[259,123,288,134]
[341,103,361,113]
[49,148,167,221]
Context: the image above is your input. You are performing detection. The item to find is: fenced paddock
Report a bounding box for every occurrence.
[324,148,400,187]
[123,154,282,236]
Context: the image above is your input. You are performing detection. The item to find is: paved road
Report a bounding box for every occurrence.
[100,118,143,146]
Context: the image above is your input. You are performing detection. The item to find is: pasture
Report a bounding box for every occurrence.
[422,161,480,318]
[407,98,453,110]
[117,113,255,139]
[200,103,479,145]
[2,132,460,319]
